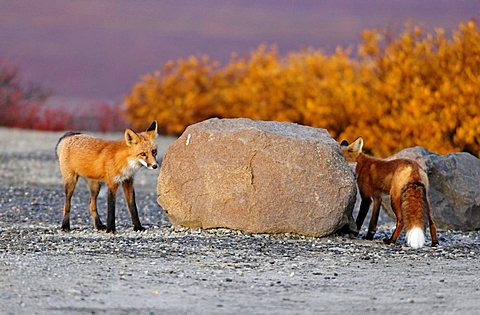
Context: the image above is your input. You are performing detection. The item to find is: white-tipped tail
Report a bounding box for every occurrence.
[406,227,425,249]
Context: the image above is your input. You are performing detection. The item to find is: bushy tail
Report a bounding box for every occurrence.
[406,227,425,249]
[401,182,427,249]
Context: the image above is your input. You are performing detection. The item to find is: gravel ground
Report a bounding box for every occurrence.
[1,127,479,314]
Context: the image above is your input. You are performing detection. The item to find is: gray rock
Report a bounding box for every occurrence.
[157,118,357,237]
[387,147,480,231]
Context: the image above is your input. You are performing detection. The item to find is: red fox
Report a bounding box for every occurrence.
[340,137,438,249]
[56,121,158,233]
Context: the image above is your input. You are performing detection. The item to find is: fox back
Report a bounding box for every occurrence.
[340,138,428,197]
[356,154,429,198]
[56,127,158,186]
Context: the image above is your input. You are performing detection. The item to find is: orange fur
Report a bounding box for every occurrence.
[341,137,438,248]
[56,121,158,233]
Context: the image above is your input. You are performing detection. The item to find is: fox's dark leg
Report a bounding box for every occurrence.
[356,197,372,232]
[384,193,403,244]
[426,195,439,247]
[61,173,78,231]
[106,184,118,233]
[366,196,382,240]
[122,178,144,231]
[87,179,106,230]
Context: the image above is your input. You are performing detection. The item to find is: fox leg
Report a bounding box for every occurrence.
[426,196,439,247]
[366,197,382,240]
[106,184,118,233]
[87,179,106,230]
[122,179,145,231]
[384,193,403,245]
[61,173,78,231]
[356,197,372,232]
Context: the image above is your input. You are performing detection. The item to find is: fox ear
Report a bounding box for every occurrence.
[125,128,140,146]
[146,120,158,139]
[340,140,349,147]
[349,137,364,153]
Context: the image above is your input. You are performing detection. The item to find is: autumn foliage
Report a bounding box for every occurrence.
[126,20,480,157]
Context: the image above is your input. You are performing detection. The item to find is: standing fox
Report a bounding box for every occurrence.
[340,137,438,249]
[56,121,158,233]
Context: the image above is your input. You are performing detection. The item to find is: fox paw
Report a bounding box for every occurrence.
[96,224,107,231]
[383,237,395,244]
[134,226,146,232]
[364,232,375,240]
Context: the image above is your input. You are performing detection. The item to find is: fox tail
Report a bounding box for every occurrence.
[401,182,427,249]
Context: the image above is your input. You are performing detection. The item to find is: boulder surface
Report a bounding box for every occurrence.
[157,118,357,237]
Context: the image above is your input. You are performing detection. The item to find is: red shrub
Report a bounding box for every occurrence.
[0,60,127,132]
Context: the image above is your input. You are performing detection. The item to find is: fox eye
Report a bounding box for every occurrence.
[152,149,157,156]
[139,152,147,157]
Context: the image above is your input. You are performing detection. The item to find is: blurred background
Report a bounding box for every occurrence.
[1,0,479,156]
[1,0,476,100]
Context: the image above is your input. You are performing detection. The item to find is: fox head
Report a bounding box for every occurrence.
[124,121,159,169]
[340,137,363,163]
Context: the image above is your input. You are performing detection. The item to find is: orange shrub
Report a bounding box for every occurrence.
[125,20,480,157]
[343,21,480,157]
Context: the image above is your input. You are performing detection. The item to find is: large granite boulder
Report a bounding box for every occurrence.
[157,118,357,237]
[386,147,480,231]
